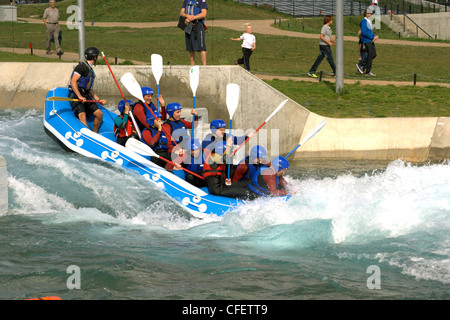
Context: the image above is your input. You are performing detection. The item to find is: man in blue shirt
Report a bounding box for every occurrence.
[360,7,379,76]
[180,0,208,66]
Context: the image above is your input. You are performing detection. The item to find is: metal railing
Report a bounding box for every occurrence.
[386,0,433,38]
[232,0,447,16]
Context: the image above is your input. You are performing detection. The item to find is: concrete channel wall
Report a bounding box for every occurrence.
[1,62,449,163]
[0,156,7,214]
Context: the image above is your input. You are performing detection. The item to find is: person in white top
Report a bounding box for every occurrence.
[230,23,256,72]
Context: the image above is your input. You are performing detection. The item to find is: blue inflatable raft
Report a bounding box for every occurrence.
[43,87,245,217]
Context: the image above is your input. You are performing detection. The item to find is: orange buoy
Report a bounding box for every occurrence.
[26,296,61,300]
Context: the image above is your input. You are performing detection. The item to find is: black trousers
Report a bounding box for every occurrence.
[309,44,336,75]
[237,48,253,71]
[364,42,377,74]
[206,176,253,199]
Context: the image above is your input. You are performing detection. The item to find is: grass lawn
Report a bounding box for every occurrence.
[1,0,449,118]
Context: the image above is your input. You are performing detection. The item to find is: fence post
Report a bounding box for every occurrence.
[413,73,417,86]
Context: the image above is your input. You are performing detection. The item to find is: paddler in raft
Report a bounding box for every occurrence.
[166,138,206,188]
[202,119,254,159]
[232,145,270,182]
[68,46,105,133]
[133,86,166,132]
[203,141,251,199]
[141,111,176,170]
[113,99,140,146]
[248,155,291,197]
[162,102,198,158]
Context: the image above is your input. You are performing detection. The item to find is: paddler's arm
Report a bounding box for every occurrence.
[232,163,248,182]
[70,73,86,102]
[181,8,207,24]
[133,103,150,129]
[114,114,129,128]
[263,174,288,196]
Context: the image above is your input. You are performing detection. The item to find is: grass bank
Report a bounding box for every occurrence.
[16,0,290,22]
[2,0,449,118]
[265,79,450,118]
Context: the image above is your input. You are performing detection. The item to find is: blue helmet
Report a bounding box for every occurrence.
[141,86,154,97]
[271,156,289,172]
[166,102,183,118]
[250,145,267,161]
[118,99,134,113]
[210,119,226,132]
[147,111,162,126]
[188,139,201,151]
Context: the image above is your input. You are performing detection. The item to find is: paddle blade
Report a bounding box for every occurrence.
[265,99,289,123]
[151,54,163,83]
[125,138,158,158]
[189,66,199,97]
[120,72,144,102]
[299,120,326,146]
[226,83,240,119]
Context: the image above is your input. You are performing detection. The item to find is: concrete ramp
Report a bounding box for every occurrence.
[0,62,449,162]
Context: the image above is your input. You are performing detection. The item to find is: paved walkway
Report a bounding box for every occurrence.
[5,17,449,87]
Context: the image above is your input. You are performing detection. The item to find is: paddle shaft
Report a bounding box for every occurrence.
[46,97,104,104]
[102,52,142,138]
[286,120,326,158]
[227,119,233,181]
[229,99,288,158]
[156,154,205,181]
[190,66,199,139]
[126,139,205,181]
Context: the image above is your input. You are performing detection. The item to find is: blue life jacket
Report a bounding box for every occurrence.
[185,0,203,18]
[165,119,189,146]
[239,156,262,181]
[185,155,204,175]
[141,127,168,151]
[248,167,279,196]
[69,62,95,94]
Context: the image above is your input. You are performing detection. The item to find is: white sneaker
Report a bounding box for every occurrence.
[356,64,363,74]
[365,72,376,76]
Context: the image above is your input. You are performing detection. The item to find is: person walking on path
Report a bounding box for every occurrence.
[308,15,336,78]
[230,23,256,72]
[180,0,208,66]
[43,0,63,56]
[360,7,379,76]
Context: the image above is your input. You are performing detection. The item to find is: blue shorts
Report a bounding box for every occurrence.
[185,22,206,52]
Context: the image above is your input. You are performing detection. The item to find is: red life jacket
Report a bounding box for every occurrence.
[203,153,226,179]
[114,115,136,138]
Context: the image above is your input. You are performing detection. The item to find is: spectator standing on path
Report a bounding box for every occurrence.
[230,23,256,72]
[360,7,378,76]
[180,0,208,66]
[308,15,336,78]
[43,0,63,56]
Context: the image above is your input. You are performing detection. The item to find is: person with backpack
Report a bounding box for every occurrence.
[180,0,208,66]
